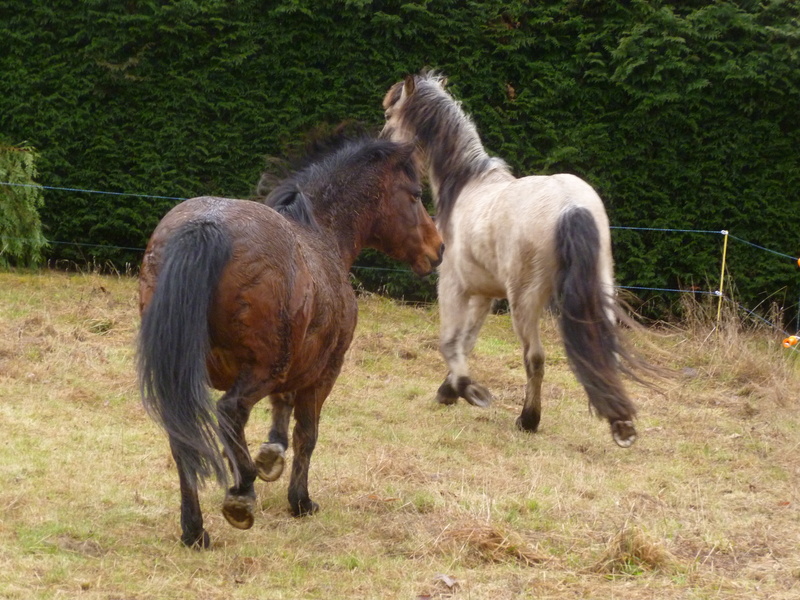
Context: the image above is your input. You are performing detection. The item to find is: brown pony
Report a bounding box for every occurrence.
[137,137,443,548]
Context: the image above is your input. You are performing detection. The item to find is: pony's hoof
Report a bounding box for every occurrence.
[222,492,256,530]
[515,413,540,433]
[611,420,637,448]
[255,442,286,482]
[436,393,458,405]
[291,499,319,518]
[182,529,210,550]
[462,383,493,408]
[435,379,459,405]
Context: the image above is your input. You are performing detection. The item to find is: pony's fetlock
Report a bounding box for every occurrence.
[290,497,319,517]
[182,528,210,550]
[435,379,459,405]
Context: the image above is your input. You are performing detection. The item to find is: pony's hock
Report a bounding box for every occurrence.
[138,136,443,548]
[382,70,640,447]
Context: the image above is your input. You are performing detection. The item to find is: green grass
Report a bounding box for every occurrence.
[1,271,799,599]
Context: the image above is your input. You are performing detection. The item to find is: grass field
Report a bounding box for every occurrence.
[0,270,798,599]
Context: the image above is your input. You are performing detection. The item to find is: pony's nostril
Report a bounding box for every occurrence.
[429,243,444,269]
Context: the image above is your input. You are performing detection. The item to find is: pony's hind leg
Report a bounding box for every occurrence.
[437,293,494,407]
[517,339,545,432]
[169,436,209,549]
[509,292,547,432]
[287,385,331,517]
[255,393,293,482]
[216,385,261,531]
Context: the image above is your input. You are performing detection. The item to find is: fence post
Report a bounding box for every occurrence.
[716,229,729,323]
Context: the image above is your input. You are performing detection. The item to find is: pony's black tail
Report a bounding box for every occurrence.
[137,220,232,489]
[554,207,637,426]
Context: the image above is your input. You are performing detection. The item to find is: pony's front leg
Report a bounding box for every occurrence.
[255,393,294,482]
[287,386,328,517]
[436,291,493,408]
[216,387,260,531]
[169,436,209,549]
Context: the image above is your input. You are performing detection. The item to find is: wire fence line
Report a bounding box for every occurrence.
[3,180,799,338]
[4,179,799,260]
[0,181,186,201]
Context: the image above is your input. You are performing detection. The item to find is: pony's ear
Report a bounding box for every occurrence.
[403,75,416,97]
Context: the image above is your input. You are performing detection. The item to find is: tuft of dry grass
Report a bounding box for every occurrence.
[436,522,548,566]
[591,524,678,576]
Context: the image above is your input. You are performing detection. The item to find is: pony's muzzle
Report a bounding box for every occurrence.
[432,243,445,268]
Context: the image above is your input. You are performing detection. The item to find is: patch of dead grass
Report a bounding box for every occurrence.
[435,522,549,567]
[2,271,800,600]
[591,524,679,575]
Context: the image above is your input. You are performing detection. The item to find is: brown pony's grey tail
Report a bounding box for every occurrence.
[137,220,232,488]
[554,207,637,443]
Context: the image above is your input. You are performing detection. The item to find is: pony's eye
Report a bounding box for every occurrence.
[384,108,392,120]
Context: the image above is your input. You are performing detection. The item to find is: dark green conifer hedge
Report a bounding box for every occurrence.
[1,1,798,319]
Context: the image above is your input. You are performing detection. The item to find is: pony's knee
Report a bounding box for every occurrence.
[439,335,460,362]
[216,396,248,427]
[524,353,545,379]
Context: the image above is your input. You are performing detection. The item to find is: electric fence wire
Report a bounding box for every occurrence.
[3,180,799,337]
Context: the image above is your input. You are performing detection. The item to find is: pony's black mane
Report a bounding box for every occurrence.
[262,134,416,230]
[388,71,510,233]
[267,187,319,229]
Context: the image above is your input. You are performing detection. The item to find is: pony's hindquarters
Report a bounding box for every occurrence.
[554,206,637,447]
[138,219,233,491]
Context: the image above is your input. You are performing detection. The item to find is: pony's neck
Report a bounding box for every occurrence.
[312,199,370,269]
[427,137,503,203]
[413,85,512,230]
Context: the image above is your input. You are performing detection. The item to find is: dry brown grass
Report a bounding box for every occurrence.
[1,270,799,599]
[591,524,678,575]
[435,522,548,566]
